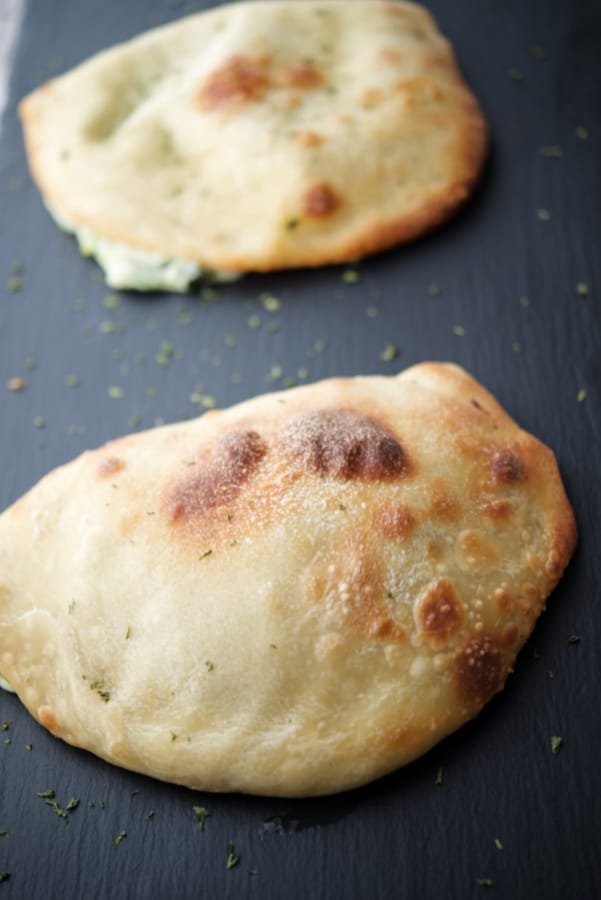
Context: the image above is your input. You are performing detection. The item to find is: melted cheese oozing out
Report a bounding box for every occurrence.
[47,205,240,292]
[0,675,14,693]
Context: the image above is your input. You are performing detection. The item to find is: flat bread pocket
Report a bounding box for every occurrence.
[19,0,488,290]
[0,364,575,796]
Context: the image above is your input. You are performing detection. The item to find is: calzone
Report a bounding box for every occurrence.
[0,364,576,796]
[19,0,488,290]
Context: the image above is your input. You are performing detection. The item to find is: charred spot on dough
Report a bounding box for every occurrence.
[481,498,513,521]
[281,409,408,481]
[454,634,506,706]
[97,456,126,478]
[302,182,341,218]
[282,62,324,89]
[198,54,270,110]
[415,578,463,643]
[169,429,266,520]
[430,481,459,522]
[494,587,515,615]
[38,705,57,732]
[501,623,520,649]
[470,398,488,414]
[490,449,527,484]
[456,529,499,570]
[361,88,384,108]
[295,130,325,148]
[377,504,416,540]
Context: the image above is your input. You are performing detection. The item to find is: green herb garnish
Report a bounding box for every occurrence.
[550,735,563,754]
[199,549,213,560]
[435,767,443,786]
[193,806,209,830]
[112,830,127,848]
[226,842,240,870]
[379,344,398,362]
[205,660,214,672]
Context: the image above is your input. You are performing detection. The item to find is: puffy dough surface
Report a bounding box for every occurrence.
[0,364,576,796]
[19,0,488,273]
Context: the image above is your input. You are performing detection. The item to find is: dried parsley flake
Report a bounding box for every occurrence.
[193,806,210,830]
[226,842,240,870]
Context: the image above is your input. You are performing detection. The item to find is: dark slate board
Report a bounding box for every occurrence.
[0,0,599,897]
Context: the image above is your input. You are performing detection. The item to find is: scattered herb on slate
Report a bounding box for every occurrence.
[435,767,443,786]
[6,275,23,292]
[25,743,32,752]
[0,873,9,883]
[576,282,589,297]
[428,283,441,297]
[112,831,127,848]
[550,735,563,754]
[33,416,45,429]
[536,208,551,221]
[226,842,240,870]
[146,811,155,821]
[568,634,581,644]
[453,325,466,337]
[540,145,563,159]
[576,389,587,403]
[342,269,359,284]
[379,344,399,362]
[261,294,281,312]
[576,126,589,140]
[66,797,80,811]
[507,67,523,82]
[193,806,209,830]
[42,797,68,819]
[64,375,80,388]
[0,832,8,839]
[37,790,55,799]
[476,878,494,887]
[531,45,549,60]
[494,837,504,851]
[108,385,124,399]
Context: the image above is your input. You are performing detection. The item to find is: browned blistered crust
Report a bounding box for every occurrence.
[0,364,577,796]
